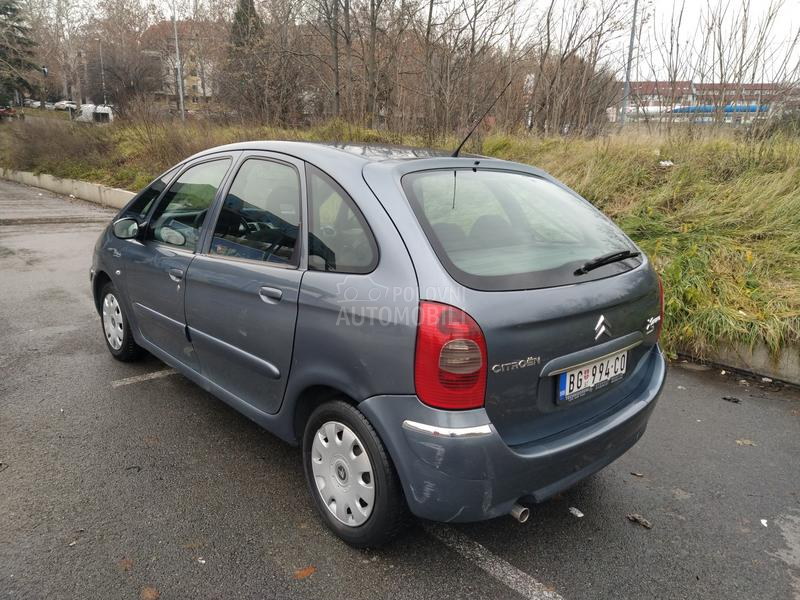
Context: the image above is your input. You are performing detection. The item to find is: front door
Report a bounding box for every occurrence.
[125,156,233,370]
[184,154,305,414]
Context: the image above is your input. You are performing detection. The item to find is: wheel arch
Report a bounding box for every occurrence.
[92,270,112,314]
[292,384,359,444]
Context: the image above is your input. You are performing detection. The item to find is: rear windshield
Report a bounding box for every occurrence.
[401,169,641,291]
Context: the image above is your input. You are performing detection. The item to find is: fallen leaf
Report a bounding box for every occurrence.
[181,540,205,551]
[791,410,799,417]
[626,513,653,529]
[140,586,160,600]
[294,566,316,580]
[117,558,134,573]
[722,396,741,404]
[736,439,757,446]
[630,472,644,478]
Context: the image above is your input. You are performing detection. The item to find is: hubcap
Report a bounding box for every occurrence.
[311,421,375,527]
[102,293,124,350]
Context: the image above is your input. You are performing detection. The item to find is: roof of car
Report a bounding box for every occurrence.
[190,140,469,164]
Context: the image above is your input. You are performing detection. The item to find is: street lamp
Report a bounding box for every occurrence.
[40,65,48,110]
[619,0,639,126]
[95,38,108,106]
[172,1,185,121]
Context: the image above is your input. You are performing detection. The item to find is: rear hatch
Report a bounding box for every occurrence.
[400,167,662,446]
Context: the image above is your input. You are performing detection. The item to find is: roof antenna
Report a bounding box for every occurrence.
[451,78,514,157]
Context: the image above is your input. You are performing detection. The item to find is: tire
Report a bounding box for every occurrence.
[99,281,143,362]
[302,400,410,548]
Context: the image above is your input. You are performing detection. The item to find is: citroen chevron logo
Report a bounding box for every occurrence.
[595,315,612,340]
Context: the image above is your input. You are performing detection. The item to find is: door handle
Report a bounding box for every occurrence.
[258,286,283,303]
[168,268,184,283]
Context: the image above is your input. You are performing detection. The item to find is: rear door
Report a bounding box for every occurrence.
[463,272,660,446]
[398,167,662,446]
[124,156,234,370]
[184,152,305,415]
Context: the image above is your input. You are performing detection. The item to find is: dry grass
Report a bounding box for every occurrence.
[2,118,798,357]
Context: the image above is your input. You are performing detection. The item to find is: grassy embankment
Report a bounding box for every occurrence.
[2,118,799,359]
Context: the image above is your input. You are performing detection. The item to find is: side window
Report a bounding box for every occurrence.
[209,158,301,266]
[120,167,179,221]
[148,159,231,251]
[307,166,377,273]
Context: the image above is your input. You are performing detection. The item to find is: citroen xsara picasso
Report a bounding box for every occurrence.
[91,142,666,547]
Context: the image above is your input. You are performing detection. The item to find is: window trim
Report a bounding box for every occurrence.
[204,156,304,269]
[115,164,183,223]
[305,164,379,275]
[144,155,235,253]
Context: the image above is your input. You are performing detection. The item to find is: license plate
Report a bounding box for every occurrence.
[558,350,628,403]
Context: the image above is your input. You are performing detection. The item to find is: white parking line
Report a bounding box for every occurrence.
[424,523,564,600]
[111,369,177,388]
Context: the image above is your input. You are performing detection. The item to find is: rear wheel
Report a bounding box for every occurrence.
[100,281,143,362]
[302,400,410,547]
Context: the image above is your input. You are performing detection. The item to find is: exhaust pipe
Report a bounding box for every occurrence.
[510,503,529,523]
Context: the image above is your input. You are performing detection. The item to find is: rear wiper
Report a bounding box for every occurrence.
[574,249,641,275]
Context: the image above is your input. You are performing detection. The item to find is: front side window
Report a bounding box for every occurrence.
[401,169,640,291]
[307,166,376,273]
[148,159,231,251]
[209,158,301,265]
[120,167,179,221]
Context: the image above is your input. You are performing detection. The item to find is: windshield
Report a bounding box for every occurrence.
[401,169,641,291]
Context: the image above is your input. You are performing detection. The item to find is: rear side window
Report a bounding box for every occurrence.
[401,169,640,291]
[148,159,231,252]
[120,167,179,220]
[209,158,301,266]
[307,166,377,273]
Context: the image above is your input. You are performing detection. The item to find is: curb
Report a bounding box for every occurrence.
[681,344,800,387]
[1,168,134,209]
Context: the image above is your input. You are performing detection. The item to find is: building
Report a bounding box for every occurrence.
[140,20,219,106]
[618,80,799,123]
[626,80,695,108]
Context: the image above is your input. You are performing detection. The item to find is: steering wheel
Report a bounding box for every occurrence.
[192,209,207,229]
[237,214,254,234]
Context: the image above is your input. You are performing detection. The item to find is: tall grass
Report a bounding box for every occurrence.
[2,119,799,357]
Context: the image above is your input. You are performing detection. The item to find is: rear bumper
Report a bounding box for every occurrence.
[359,346,666,522]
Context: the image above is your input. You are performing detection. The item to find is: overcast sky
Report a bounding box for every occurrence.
[624,0,800,81]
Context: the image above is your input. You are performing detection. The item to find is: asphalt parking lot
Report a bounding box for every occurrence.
[1,179,799,600]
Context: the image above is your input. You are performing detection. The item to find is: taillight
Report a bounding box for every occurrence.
[657,274,664,339]
[415,302,487,410]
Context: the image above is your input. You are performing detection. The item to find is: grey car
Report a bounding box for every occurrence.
[91,142,666,547]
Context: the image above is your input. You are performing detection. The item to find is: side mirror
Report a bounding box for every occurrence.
[112,217,140,240]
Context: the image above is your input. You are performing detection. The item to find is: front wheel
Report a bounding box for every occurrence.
[99,281,143,362]
[302,400,410,547]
